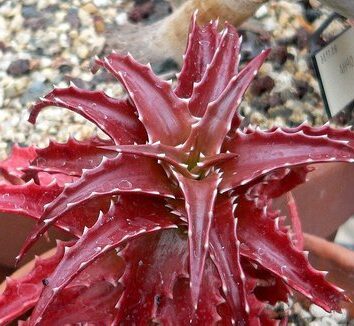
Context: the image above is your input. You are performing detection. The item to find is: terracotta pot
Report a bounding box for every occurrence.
[304,233,354,318]
[0,247,57,295]
[275,162,354,239]
[0,213,71,281]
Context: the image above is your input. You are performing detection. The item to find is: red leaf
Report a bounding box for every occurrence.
[190,49,270,156]
[35,172,77,187]
[244,167,310,207]
[272,122,354,148]
[29,85,147,145]
[17,155,177,262]
[174,13,219,99]
[209,196,249,323]
[100,142,192,177]
[176,173,219,308]
[242,258,290,305]
[116,230,200,323]
[286,192,304,250]
[193,152,237,172]
[0,145,36,183]
[28,137,116,177]
[0,181,60,221]
[155,258,224,325]
[188,23,241,117]
[31,252,124,325]
[237,197,346,311]
[0,181,110,237]
[37,281,123,325]
[0,241,69,325]
[28,196,178,321]
[96,53,193,146]
[220,128,354,192]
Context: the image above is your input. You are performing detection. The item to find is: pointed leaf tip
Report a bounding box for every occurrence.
[96,52,193,146]
[29,86,147,145]
[190,48,270,156]
[176,173,219,308]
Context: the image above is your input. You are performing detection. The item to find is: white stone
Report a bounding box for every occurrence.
[331,309,348,323]
[115,13,127,26]
[321,316,338,326]
[300,308,312,321]
[309,321,322,326]
[255,4,268,18]
[94,0,110,7]
[309,304,331,318]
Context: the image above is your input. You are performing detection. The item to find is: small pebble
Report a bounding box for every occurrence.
[309,321,322,326]
[321,316,338,326]
[93,0,111,6]
[82,3,98,14]
[21,5,40,18]
[332,309,348,323]
[115,12,128,25]
[6,59,31,77]
[250,76,275,96]
[93,15,105,33]
[309,304,331,318]
[128,1,155,22]
[255,4,268,18]
[269,45,289,66]
[77,46,90,60]
[21,80,50,105]
[66,8,81,29]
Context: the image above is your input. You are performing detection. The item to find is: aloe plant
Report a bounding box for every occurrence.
[0,15,353,325]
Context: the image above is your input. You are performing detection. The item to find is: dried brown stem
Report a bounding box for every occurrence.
[106,0,268,65]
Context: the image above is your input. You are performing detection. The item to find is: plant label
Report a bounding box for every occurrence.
[312,27,354,118]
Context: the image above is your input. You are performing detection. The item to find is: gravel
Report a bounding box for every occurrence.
[288,302,350,325]
[0,0,353,323]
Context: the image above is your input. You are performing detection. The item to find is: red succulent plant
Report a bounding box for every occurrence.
[1,14,354,325]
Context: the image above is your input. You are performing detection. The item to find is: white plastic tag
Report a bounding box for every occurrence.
[312,27,354,117]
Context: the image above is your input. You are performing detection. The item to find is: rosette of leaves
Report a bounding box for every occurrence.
[0,15,353,325]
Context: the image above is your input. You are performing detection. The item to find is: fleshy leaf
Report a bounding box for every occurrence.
[31,252,124,325]
[190,49,270,156]
[115,230,190,323]
[221,128,354,192]
[273,122,354,148]
[188,23,241,117]
[100,142,192,176]
[174,13,219,99]
[237,196,346,311]
[0,145,36,183]
[36,280,123,325]
[28,196,178,321]
[244,167,310,207]
[0,181,60,221]
[0,180,110,237]
[96,53,194,146]
[0,241,70,325]
[242,258,290,306]
[17,155,177,261]
[209,196,249,323]
[286,192,304,250]
[28,137,116,177]
[29,85,147,144]
[176,173,219,308]
[155,258,224,325]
